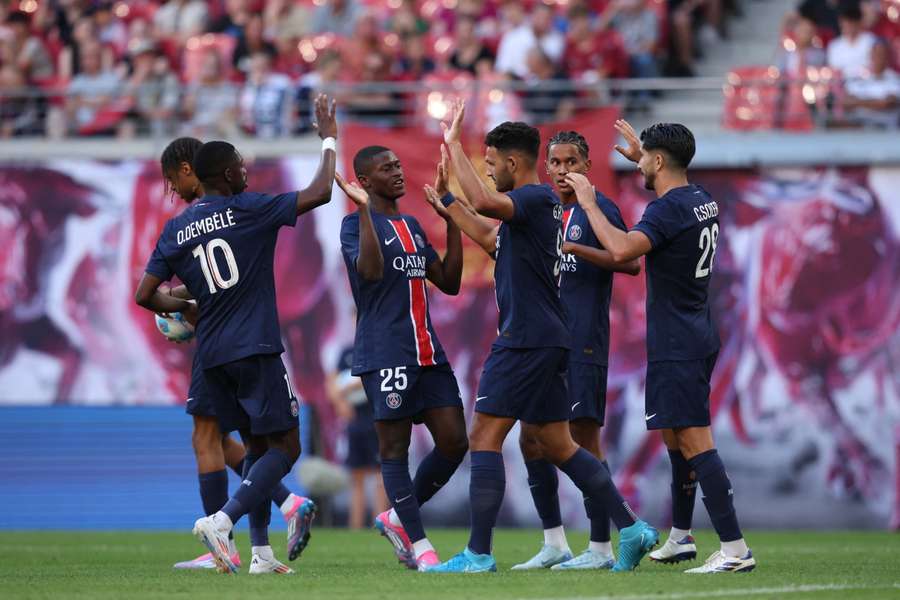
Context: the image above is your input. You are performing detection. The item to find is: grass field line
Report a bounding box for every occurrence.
[530,583,900,600]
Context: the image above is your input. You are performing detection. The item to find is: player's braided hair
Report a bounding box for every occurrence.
[546,130,590,160]
[160,137,202,195]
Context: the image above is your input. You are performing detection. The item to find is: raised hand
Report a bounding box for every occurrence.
[435,144,451,197]
[313,94,338,140]
[424,184,451,220]
[440,99,465,145]
[335,172,368,208]
[613,119,642,163]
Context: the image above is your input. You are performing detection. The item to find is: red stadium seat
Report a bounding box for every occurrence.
[722,66,780,130]
[181,33,236,83]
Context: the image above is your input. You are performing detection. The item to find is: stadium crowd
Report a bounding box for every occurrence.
[0,0,740,138]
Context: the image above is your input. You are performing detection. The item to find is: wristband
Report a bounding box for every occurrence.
[439,192,456,208]
[322,137,336,153]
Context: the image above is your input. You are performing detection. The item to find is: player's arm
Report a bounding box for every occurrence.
[162,284,194,300]
[337,172,383,281]
[135,272,196,316]
[419,148,460,294]
[294,94,337,216]
[566,172,652,263]
[562,242,641,275]
[440,100,515,221]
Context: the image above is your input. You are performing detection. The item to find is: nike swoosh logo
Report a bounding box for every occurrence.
[645,413,657,421]
[384,236,397,245]
[571,402,581,411]
[394,494,412,503]
[475,396,487,402]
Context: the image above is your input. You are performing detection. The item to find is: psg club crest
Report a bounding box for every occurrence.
[568,225,582,241]
[290,399,299,417]
[386,393,402,409]
[414,233,425,249]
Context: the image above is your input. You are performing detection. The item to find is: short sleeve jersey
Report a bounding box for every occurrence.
[559,192,627,365]
[631,184,721,361]
[145,191,296,368]
[493,184,569,349]
[340,212,447,375]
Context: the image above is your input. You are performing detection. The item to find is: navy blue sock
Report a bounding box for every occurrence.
[198,470,229,516]
[271,483,291,508]
[222,448,293,525]
[467,451,506,556]
[669,449,697,531]
[689,450,743,542]
[584,461,611,543]
[524,459,562,530]
[241,454,270,547]
[381,456,427,543]
[412,449,463,506]
[559,448,635,531]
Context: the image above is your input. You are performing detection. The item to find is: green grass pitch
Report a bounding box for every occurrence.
[4,529,899,599]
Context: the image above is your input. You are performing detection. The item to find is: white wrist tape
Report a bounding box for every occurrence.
[322,137,336,153]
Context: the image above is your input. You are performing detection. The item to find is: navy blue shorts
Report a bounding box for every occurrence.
[346,406,380,469]
[360,363,462,421]
[568,362,608,425]
[644,352,718,430]
[202,353,300,435]
[185,352,217,417]
[476,346,569,424]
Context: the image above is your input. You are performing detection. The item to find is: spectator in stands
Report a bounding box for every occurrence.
[297,49,343,132]
[233,12,277,75]
[449,15,495,75]
[668,0,704,76]
[181,49,238,138]
[2,11,54,83]
[602,0,660,79]
[777,16,827,77]
[239,50,293,138]
[521,46,575,124]
[792,0,841,37]
[65,42,121,134]
[263,0,312,45]
[153,0,209,44]
[93,2,128,57]
[387,0,430,37]
[59,13,115,80]
[827,1,876,77]
[564,6,613,83]
[119,41,179,138]
[211,0,251,37]
[343,12,387,78]
[394,33,435,80]
[843,39,899,128]
[495,1,565,78]
[0,65,41,137]
[342,52,401,127]
[311,0,364,38]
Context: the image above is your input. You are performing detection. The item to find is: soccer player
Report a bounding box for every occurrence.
[156,137,316,571]
[338,145,468,572]
[134,94,337,574]
[566,119,755,573]
[512,131,641,571]
[426,102,658,573]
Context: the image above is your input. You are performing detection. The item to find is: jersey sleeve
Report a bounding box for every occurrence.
[413,219,439,267]
[340,215,361,267]
[599,198,628,232]
[241,192,297,230]
[632,199,680,249]
[144,225,174,281]
[506,186,546,226]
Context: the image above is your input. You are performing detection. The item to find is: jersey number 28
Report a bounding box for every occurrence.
[192,238,240,294]
[695,223,719,278]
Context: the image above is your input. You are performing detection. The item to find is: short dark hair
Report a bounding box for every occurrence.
[639,123,695,170]
[160,137,202,177]
[353,145,392,177]
[546,130,590,160]
[484,121,541,162]
[193,141,238,183]
[6,10,30,26]
[838,0,862,21]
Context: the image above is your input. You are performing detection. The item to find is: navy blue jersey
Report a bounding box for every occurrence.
[145,192,296,368]
[559,192,627,365]
[493,184,568,349]
[340,212,447,375]
[632,184,721,361]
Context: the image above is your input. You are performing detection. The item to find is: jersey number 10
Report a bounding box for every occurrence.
[695,223,719,279]
[192,238,240,293]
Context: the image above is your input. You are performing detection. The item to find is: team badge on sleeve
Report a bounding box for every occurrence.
[414,233,425,249]
[290,399,299,417]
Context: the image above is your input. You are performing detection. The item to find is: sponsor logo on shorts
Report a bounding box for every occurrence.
[290,399,299,417]
[568,224,582,241]
[386,392,402,409]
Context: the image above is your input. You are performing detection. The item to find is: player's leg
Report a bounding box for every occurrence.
[371,467,390,516]
[511,424,572,570]
[415,405,468,505]
[650,428,699,564]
